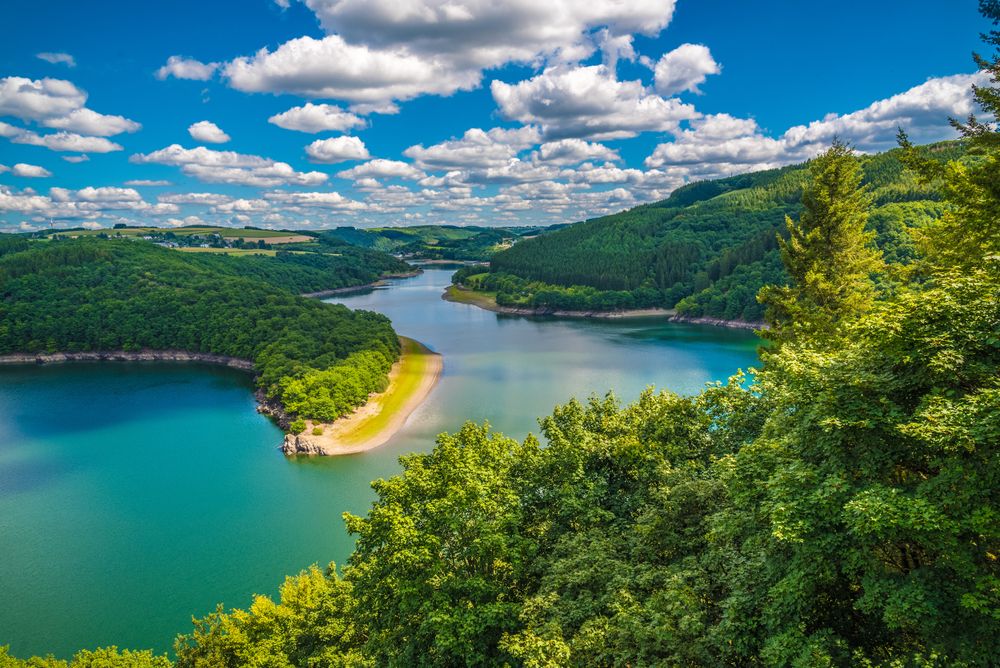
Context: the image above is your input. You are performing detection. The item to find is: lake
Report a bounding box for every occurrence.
[0,268,759,658]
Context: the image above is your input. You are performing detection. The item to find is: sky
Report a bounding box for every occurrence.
[0,0,993,232]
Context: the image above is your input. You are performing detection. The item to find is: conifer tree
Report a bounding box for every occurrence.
[759,141,883,345]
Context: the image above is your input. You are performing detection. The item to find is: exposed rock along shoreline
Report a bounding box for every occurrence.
[300,270,422,299]
[0,349,256,370]
[666,315,764,331]
[444,285,764,330]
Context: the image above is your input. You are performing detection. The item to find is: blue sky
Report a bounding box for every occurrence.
[0,0,991,231]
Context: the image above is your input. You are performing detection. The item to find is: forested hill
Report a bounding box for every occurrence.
[0,238,400,426]
[473,141,963,321]
[321,224,563,261]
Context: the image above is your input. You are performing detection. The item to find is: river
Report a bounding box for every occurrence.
[0,268,759,658]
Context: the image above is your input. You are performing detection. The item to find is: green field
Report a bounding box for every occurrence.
[53,226,317,244]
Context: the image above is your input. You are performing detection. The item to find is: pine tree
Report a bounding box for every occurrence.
[759,141,883,345]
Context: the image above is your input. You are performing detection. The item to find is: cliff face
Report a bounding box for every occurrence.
[0,350,255,370]
[280,434,329,455]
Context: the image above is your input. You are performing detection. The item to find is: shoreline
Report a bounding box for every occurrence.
[0,350,255,370]
[281,337,443,456]
[443,285,673,319]
[444,284,763,329]
[300,270,421,299]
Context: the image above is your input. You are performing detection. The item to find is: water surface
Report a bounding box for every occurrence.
[0,268,758,657]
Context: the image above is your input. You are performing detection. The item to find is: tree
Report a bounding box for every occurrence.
[759,141,884,346]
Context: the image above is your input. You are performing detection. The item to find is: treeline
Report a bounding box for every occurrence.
[0,239,399,423]
[480,142,966,321]
[186,241,412,294]
[321,225,544,261]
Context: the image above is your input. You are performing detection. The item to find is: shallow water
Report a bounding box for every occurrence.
[0,268,758,657]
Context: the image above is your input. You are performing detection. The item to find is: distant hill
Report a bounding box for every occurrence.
[322,224,564,261]
[467,142,964,322]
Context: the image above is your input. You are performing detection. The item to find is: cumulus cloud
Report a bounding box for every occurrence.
[404,126,541,170]
[11,163,52,178]
[653,44,720,96]
[155,56,219,81]
[264,190,367,211]
[37,52,76,67]
[268,103,366,133]
[43,108,141,136]
[188,120,231,144]
[131,144,328,186]
[124,179,172,186]
[336,158,425,181]
[645,73,987,177]
[222,0,677,105]
[0,77,140,137]
[0,121,123,152]
[536,138,620,164]
[492,65,698,140]
[303,0,675,67]
[0,184,177,221]
[62,154,89,163]
[224,35,481,103]
[305,135,370,163]
[158,192,234,206]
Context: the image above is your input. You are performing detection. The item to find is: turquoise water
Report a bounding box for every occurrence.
[0,269,759,658]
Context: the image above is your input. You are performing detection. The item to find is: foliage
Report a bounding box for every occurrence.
[0,645,170,668]
[759,142,884,345]
[320,225,551,262]
[0,239,399,422]
[476,142,965,321]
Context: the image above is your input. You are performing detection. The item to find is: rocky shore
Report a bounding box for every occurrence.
[667,315,765,331]
[0,350,255,370]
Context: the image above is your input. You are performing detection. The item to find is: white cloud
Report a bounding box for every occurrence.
[305,135,370,163]
[336,158,424,181]
[303,0,675,68]
[644,73,987,177]
[224,35,481,103]
[131,144,328,186]
[62,154,89,163]
[0,77,86,119]
[492,65,698,140]
[0,77,140,137]
[188,120,231,144]
[124,179,172,186]
[155,56,219,81]
[37,52,76,67]
[404,126,541,170]
[653,44,720,96]
[11,163,52,178]
[536,138,620,164]
[158,192,234,206]
[264,190,367,211]
[268,103,366,133]
[223,0,677,105]
[0,122,123,152]
[43,108,141,136]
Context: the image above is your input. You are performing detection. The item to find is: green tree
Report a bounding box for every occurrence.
[759,141,884,345]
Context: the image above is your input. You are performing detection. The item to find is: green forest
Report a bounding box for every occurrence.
[462,142,962,321]
[0,239,401,424]
[321,224,561,261]
[3,4,999,666]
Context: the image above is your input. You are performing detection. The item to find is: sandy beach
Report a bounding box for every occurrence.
[281,337,443,456]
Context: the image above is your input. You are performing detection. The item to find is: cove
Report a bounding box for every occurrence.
[0,268,759,658]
